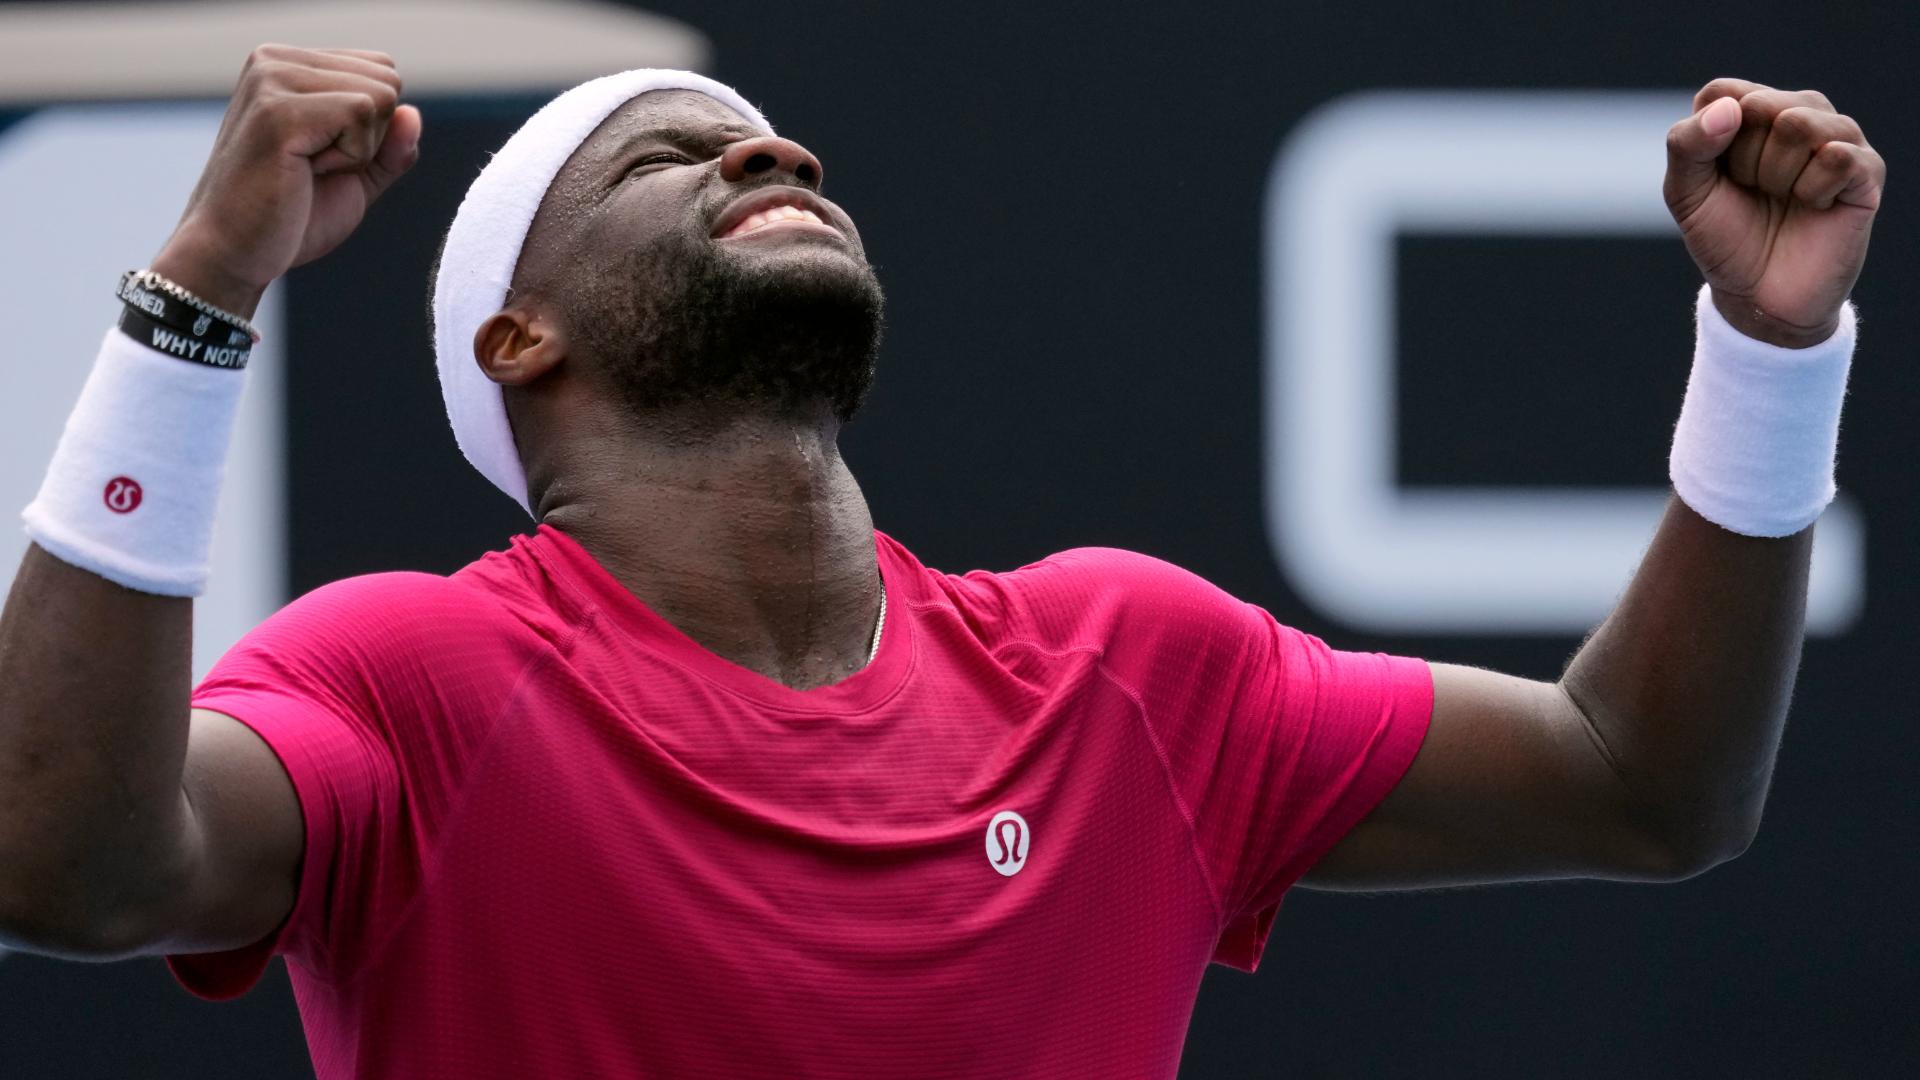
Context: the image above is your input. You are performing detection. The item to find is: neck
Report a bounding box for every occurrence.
[535,403,881,690]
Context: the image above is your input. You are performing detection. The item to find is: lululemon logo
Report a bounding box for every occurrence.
[985,810,1030,877]
[103,476,142,514]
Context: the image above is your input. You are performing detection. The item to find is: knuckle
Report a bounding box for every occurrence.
[1816,140,1853,164]
[248,43,294,67]
[1697,77,1745,100]
[1833,144,1884,185]
[251,85,290,117]
[1773,107,1817,140]
[256,88,310,125]
[1744,88,1787,116]
[238,49,277,88]
[248,57,296,89]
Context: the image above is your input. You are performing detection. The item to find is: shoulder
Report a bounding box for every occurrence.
[211,572,508,684]
[965,545,1242,612]
[1015,546,1239,612]
[206,549,576,704]
[258,570,509,645]
[263,530,590,655]
[926,545,1257,658]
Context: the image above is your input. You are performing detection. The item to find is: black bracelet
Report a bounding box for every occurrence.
[116,269,258,347]
[117,303,251,369]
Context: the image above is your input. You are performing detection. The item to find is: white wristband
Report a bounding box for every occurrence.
[1670,285,1856,538]
[22,327,247,596]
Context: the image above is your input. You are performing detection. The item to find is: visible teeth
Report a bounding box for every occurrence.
[726,204,826,237]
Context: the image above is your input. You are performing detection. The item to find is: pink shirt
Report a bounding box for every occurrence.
[172,527,1431,1079]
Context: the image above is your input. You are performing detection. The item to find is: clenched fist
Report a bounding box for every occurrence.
[151,45,422,319]
[1665,79,1885,348]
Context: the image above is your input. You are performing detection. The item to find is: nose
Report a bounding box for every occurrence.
[718,136,823,188]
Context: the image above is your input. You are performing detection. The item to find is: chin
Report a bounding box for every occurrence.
[720,232,873,284]
[722,241,882,320]
[583,228,886,423]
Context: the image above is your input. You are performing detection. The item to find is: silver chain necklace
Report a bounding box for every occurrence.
[865,580,887,666]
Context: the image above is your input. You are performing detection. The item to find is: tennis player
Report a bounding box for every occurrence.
[0,46,1882,1079]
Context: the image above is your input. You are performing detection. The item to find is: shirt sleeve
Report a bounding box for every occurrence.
[1196,609,1432,971]
[167,572,509,1000]
[1034,550,1432,973]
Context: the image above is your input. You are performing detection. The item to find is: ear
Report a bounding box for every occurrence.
[473,307,567,387]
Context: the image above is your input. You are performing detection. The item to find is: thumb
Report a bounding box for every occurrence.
[1664,95,1741,215]
[362,104,423,202]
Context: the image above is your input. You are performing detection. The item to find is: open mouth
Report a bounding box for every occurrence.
[723,204,830,238]
[711,188,843,241]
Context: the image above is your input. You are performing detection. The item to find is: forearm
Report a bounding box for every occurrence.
[1310,83,1877,891]
[0,237,256,948]
[0,544,196,950]
[1560,495,1810,864]
[0,47,415,956]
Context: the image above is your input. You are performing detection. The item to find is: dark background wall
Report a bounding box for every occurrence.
[2,1,1915,1076]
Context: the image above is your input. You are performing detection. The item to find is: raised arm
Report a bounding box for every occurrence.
[1306,80,1883,890]
[0,46,420,956]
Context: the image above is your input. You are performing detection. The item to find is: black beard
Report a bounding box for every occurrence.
[561,226,885,426]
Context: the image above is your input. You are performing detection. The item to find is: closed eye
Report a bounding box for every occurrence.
[627,152,694,175]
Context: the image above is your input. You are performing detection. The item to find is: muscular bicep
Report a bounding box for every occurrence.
[149,709,303,953]
[1300,663,1674,891]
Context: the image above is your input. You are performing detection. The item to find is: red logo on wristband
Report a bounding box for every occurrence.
[104,476,142,514]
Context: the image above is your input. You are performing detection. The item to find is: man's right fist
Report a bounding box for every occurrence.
[151,45,422,319]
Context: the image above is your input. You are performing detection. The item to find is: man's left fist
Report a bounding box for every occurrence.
[1665,79,1885,348]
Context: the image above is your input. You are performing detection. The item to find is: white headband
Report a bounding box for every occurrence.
[431,69,775,514]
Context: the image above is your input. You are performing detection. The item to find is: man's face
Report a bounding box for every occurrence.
[511,89,885,423]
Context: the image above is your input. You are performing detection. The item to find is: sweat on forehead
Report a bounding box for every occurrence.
[582,90,765,164]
